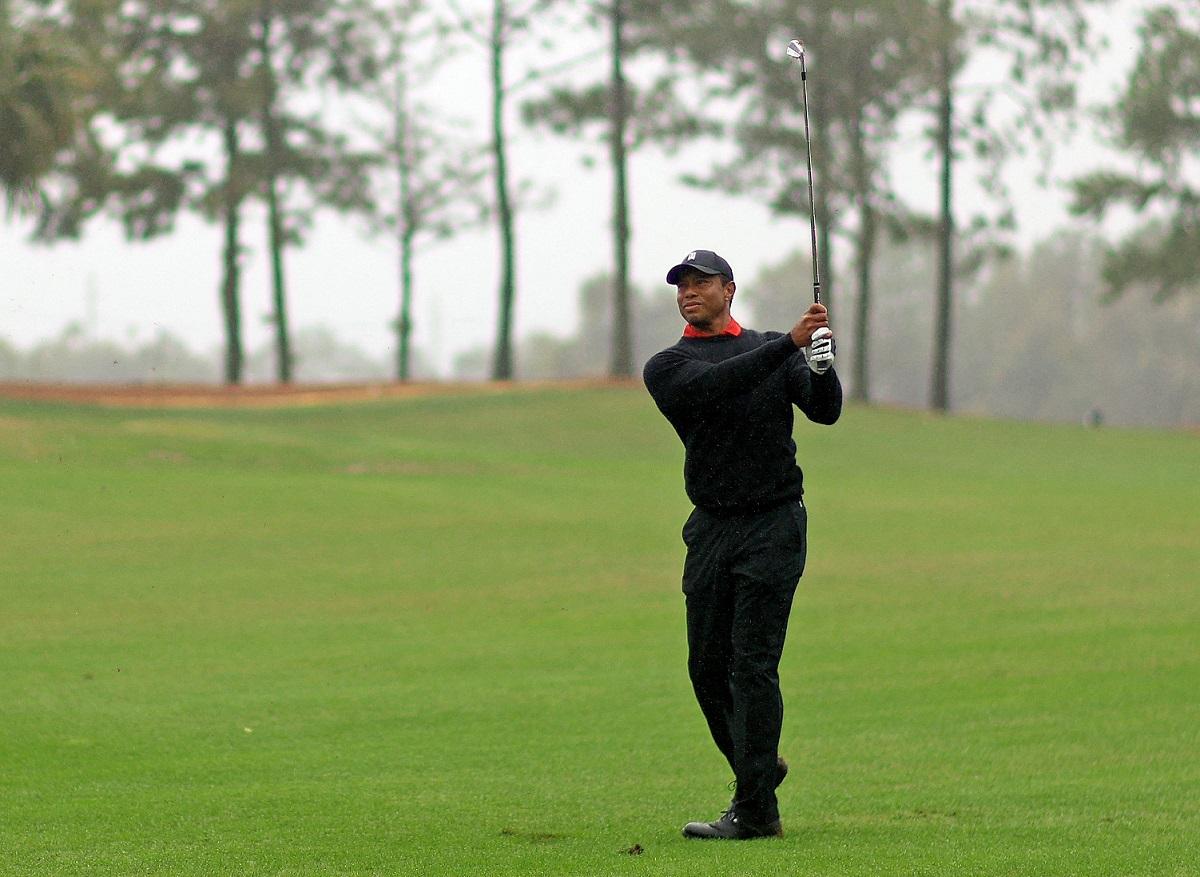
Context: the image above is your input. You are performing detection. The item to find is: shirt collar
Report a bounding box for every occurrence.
[683,317,743,339]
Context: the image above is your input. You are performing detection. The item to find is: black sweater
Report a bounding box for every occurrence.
[643,329,842,515]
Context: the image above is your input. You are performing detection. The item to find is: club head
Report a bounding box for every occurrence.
[786,39,805,59]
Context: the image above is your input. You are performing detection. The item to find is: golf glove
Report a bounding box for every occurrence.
[806,327,835,374]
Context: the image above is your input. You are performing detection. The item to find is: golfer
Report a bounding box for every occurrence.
[643,249,841,840]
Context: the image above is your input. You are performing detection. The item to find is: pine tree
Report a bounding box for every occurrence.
[1070,4,1200,301]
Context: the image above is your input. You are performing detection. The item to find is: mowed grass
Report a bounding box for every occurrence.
[1,386,1197,876]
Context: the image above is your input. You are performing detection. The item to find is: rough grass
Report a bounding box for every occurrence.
[1,388,1197,875]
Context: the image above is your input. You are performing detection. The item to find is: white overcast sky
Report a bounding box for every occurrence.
[1,1,1143,375]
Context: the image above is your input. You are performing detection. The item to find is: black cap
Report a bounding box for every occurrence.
[665,249,734,285]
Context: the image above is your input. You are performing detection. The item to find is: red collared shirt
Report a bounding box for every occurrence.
[683,317,743,339]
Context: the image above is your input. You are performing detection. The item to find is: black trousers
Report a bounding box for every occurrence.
[681,499,807,825]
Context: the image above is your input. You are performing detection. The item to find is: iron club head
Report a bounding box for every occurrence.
[786,39,804,59]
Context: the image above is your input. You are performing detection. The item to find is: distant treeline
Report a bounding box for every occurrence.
[0,325,424,386]
[8,231,1190,427]
[5,0,1198,408]
[466,231,1200,428]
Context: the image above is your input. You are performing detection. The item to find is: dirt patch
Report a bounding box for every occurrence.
[0,379,637,410]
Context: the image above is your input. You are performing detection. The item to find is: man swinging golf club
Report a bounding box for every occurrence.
[643,249,840,839]
[642,39,840,840]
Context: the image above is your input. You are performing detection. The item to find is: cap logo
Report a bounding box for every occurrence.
[686,251,697,261]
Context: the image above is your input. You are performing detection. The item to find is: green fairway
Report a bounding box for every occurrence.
[1,387,1197,876]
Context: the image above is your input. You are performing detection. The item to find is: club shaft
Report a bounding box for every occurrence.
[798,52,821,305]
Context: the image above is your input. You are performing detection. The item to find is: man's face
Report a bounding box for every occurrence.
[675,269,733,327]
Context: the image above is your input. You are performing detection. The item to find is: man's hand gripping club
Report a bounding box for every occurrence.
[790,303,835,374]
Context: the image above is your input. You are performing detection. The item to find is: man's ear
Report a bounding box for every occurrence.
[725,281,736,304]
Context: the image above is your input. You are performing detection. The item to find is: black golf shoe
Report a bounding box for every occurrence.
[681,808,783,840]
[684,756,790,839]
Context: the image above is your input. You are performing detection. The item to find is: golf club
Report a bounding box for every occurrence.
[786,39,821,306]
[782,37,830,371]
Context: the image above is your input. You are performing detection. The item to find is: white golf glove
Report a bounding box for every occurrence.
[805,327,834,374]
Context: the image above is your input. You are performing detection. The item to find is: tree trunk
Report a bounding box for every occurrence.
[608,0,633,378]
[395,54,414,382]
[490,0,516,381]
[849,104,875,403]
[220,117,244,385]
[931,0,954,412]
[264,177,291,384]
[260,2,292,384]
[399,225,414,382]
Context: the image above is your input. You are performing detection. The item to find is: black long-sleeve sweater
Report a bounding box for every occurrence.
[643,329,842,515]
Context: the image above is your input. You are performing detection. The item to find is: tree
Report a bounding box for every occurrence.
[928,0,957,413]
[361,1,486,382]
[257,0,292,383]
[643,0,933,402]
[30,0,375,385]
[1070,4,1200,301]
[837,2,936,402]
[0,1,83,212]
[607,0,631,378]
[447,0,554,380]
[523,1,710,379]
[31,0,259,384]
[922,0,1100,412]
[487,0,517,381]
[523,1,636,378]
[192,2,262,385]
[249,0,377,383]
